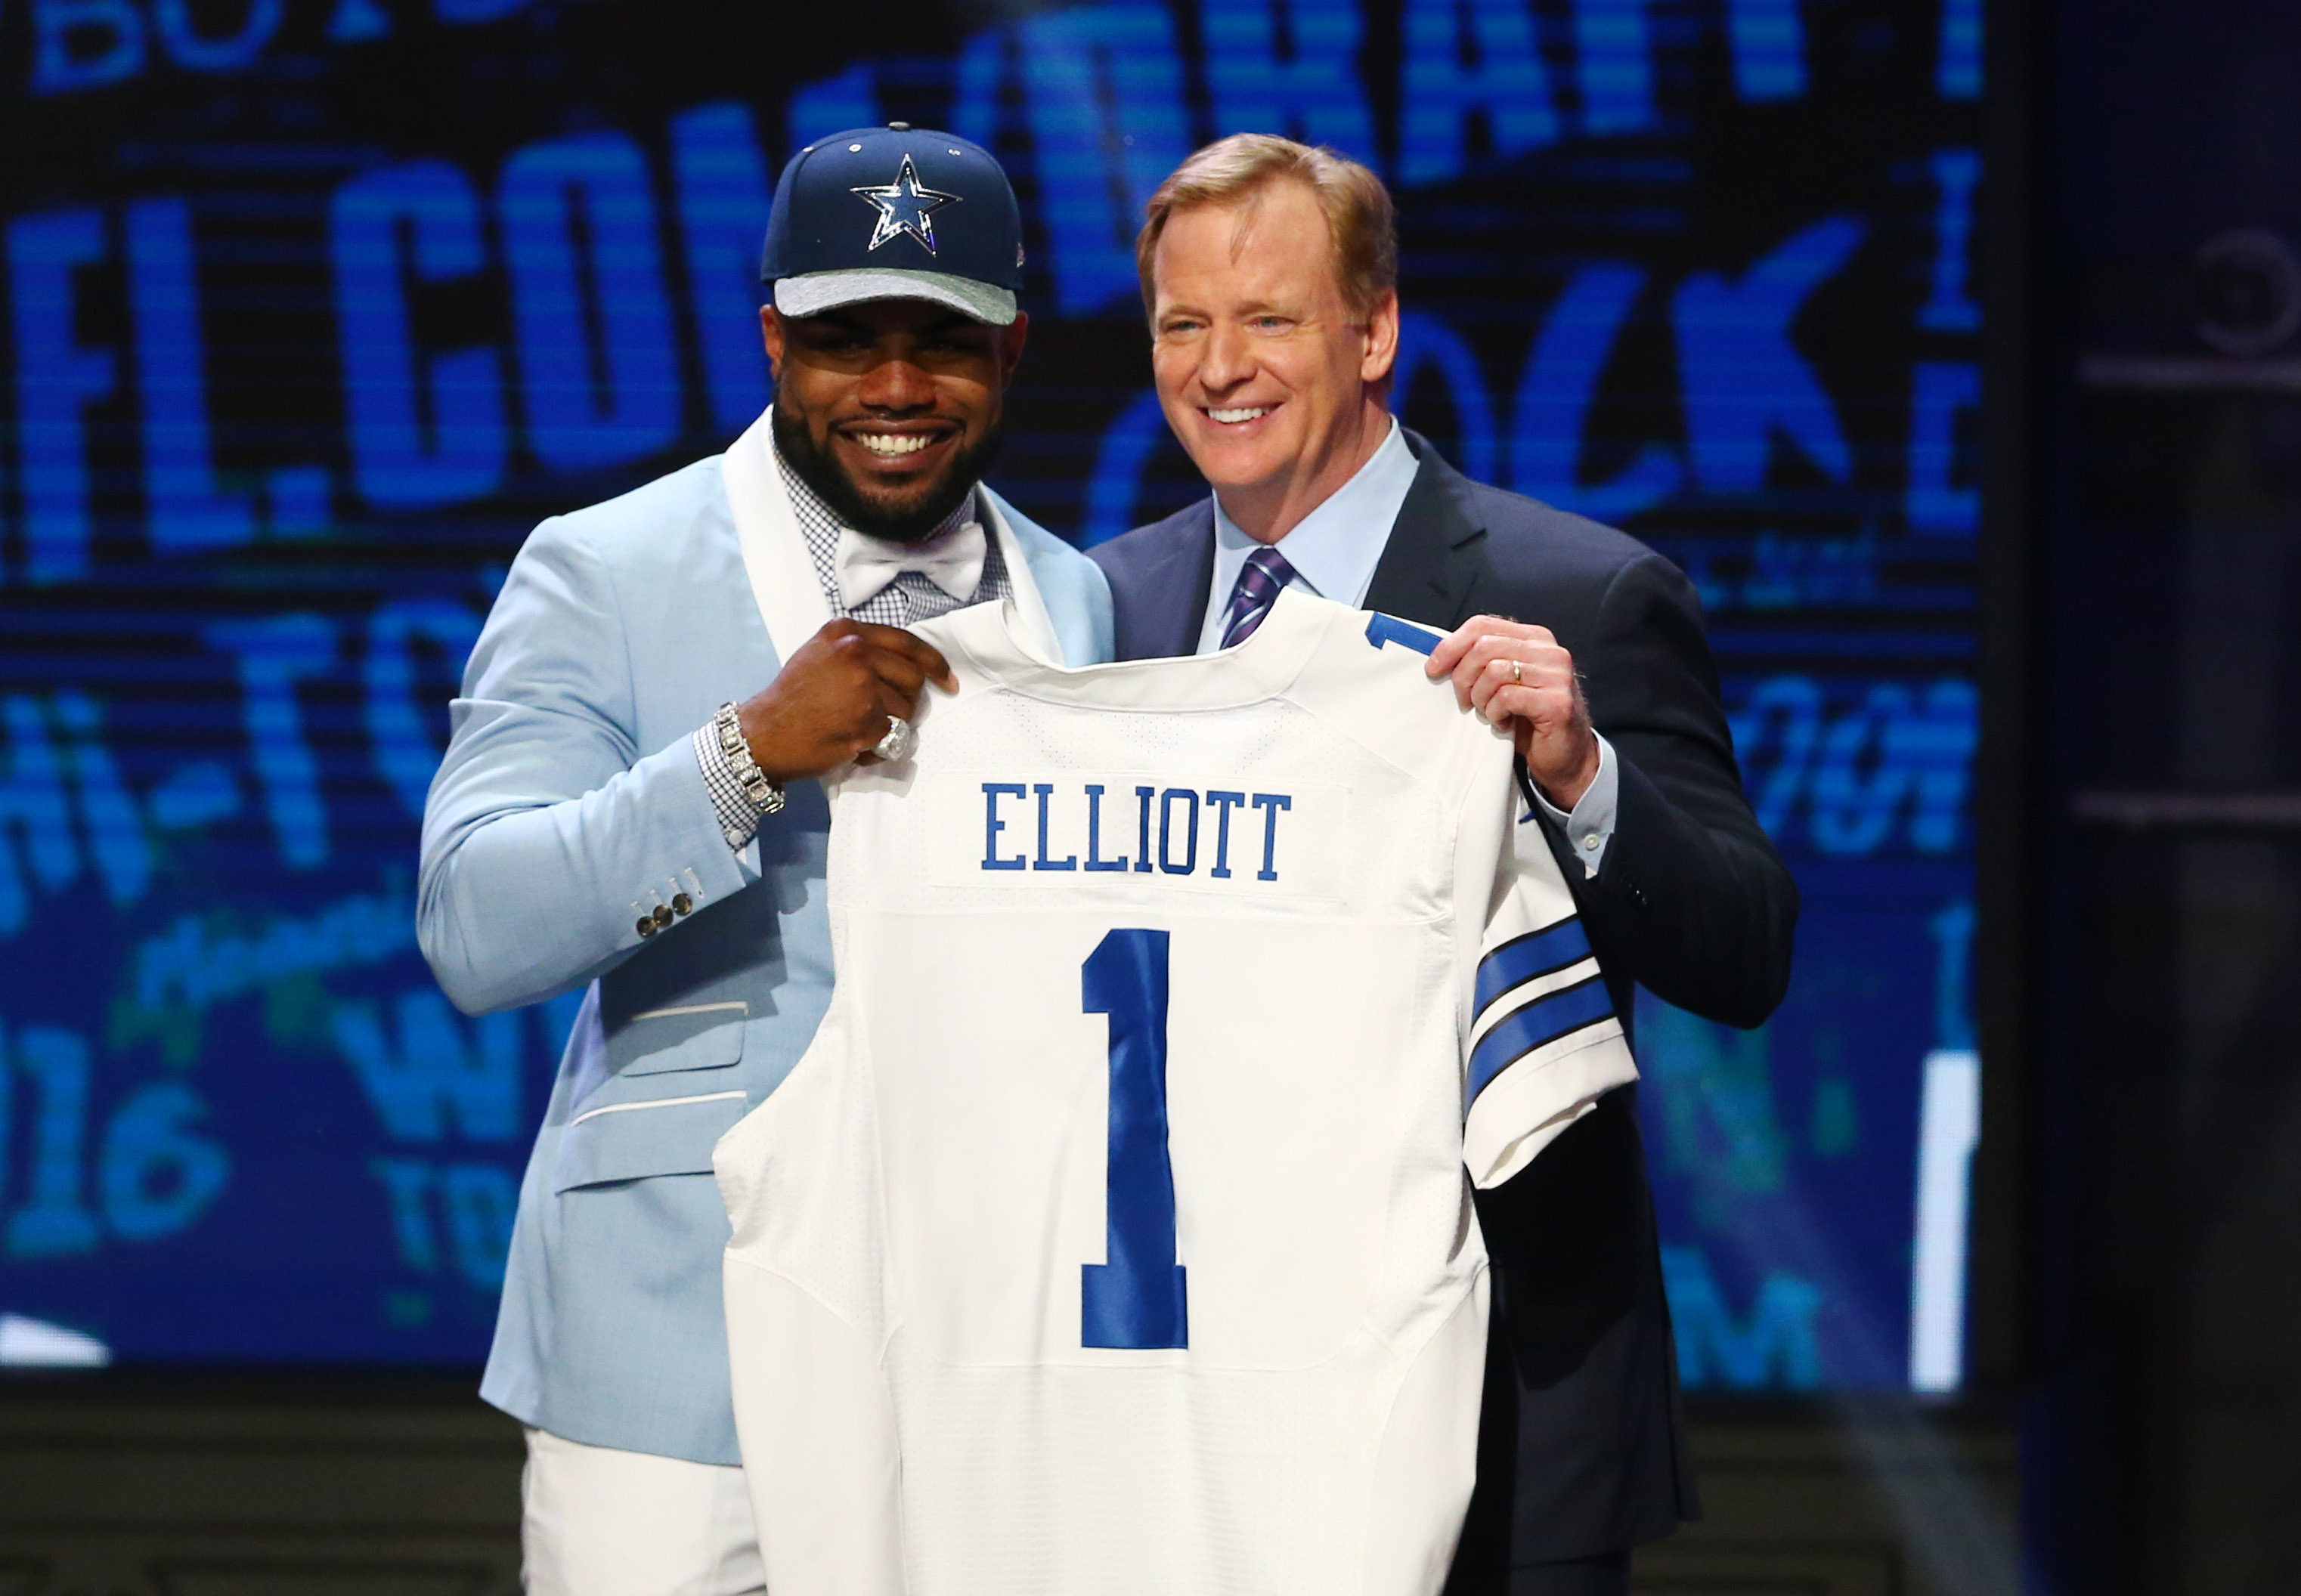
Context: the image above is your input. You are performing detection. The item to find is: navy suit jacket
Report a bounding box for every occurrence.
[1089,432,1798,1576]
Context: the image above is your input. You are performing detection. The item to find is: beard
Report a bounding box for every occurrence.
[771,397,1004,545]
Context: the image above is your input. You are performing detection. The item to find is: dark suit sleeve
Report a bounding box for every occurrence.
[1442,552,1782,1577]
[1559,551,1797,1030]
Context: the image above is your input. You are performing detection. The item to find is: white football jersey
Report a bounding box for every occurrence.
[714,590,1637,1596]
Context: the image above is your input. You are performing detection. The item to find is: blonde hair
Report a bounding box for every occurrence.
[1135,134,1398,323]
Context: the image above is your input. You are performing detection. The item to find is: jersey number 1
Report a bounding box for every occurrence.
[1080,928,1188,1349]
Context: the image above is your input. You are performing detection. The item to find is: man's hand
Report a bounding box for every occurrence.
[736,618,955,781]
[1427,615,1602,810]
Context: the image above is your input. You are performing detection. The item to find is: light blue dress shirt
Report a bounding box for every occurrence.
[1195,418,1620,871]
[1194,419,1419,652]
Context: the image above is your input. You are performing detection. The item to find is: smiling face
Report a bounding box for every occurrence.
[762,298,1027,541]
[1148,179,1399,543]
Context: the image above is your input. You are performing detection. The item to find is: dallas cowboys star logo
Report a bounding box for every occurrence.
[850,154,960,255]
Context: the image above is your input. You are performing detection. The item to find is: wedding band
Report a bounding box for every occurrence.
[872,715,915,763]
[1510,660,1523,685]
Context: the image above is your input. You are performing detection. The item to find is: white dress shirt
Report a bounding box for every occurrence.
[1194,419,1621,874]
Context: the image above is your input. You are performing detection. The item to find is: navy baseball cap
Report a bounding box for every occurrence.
[760,124,1026,326]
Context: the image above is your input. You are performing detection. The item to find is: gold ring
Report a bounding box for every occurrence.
[1510,660,1523,685]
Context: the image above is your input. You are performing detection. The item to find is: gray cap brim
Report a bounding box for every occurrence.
[773,268,1018,326]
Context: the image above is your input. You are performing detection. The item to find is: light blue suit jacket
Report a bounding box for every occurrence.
[420,433,1112,1463]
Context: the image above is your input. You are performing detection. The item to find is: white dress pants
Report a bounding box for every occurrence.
[522,1427,766,1596]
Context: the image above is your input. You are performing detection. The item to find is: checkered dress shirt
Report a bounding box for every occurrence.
[692,453,1013,849]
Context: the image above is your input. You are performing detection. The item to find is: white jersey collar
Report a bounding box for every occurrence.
[930,586,1337,713]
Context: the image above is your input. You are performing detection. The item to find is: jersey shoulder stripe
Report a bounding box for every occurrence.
[1466,974,1617,1103]
[1473,918,1594,1013]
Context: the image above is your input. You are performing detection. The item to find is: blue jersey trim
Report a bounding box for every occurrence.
[1466,976,1616,1104]
[1473,918,1594,1015]
[1364,613,1443,655]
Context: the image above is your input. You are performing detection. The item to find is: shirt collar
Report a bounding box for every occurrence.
[1209,418,1417,608]
[776,439,980,616]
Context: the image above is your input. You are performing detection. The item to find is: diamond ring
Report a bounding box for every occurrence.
[872,715,915,763]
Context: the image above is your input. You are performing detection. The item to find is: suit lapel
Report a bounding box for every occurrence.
[974,487,1063,661]
[1132,501,1218,658]
[723,414,835,668]
[1362,429,1489,631]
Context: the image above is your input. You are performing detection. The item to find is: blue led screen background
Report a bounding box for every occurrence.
[0,0,1984,1387]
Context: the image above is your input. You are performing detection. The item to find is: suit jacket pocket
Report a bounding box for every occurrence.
[553,1090,750,1192]
[613,1001,748,1078]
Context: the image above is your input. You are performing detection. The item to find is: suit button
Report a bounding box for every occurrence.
[636,915,658,939]
[671,892,693,916]
[652,904,675,930]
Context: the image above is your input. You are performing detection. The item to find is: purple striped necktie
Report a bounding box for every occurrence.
[1217,546,1299,648]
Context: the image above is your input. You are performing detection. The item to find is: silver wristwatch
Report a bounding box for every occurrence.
[714,702,785,815]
